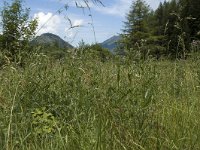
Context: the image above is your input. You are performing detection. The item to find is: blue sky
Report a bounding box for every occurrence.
[0,0,166,46]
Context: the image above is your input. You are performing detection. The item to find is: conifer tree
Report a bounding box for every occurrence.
[180,0,200,41]
[155,3,164,35]
[121,0,150,59]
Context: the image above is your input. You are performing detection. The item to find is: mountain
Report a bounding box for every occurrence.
[100,35,121,53]
[31,33,73,49]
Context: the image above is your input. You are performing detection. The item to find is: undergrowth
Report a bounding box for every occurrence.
[0,53,200,150]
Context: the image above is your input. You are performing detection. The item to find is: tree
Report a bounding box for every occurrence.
[180,0,200,42]
[155,3,165,35]
[153,0,189,58]
[165,12,186,58]
[162,0,200,58]
[118,0,200,60]
[122,0,150,46]
[0,0,37,62]
[121,0,152,60]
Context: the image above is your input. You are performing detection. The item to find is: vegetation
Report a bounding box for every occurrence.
[120,0,200,59]
[30,33,73,60]
[0,0,200,149]
[0,0,37,63]
[1,52,200,149]
[77,42,113,62]
[121,0,150,55]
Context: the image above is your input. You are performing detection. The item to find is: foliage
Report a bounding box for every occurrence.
[0,0,37,63]
[77,43,113,62]
[165,12,186,58]
[120,0,200,60]
[120,0,167,60]
[121,0,150,53]
[1,53,200,149]
[31,107,57,135]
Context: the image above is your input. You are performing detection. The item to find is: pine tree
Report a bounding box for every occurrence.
[165,12,186,58]
[153,0,188,58]
[119,0,200,59]
[180,0,200,40]
[155,3,165,35]
[121,0,150,59]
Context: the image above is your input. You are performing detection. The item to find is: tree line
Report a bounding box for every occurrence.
[0,0,200,64]
[120,0,200,59]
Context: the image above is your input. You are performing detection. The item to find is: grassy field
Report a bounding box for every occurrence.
[0,53,200,150]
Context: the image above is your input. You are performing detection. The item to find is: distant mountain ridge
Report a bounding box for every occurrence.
[100,35,121,53]
[31,33,73,49]
[31,33,121,54]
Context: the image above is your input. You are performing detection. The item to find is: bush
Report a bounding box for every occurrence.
[1,0,37,63]
[77,43,113,62]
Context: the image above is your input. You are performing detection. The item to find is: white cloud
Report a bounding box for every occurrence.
[34,12,62,35]
[93,0,166,17]
[73,19,84,26]
[34,12,84,35]
[93,0,131,17]
[33,11,89,45]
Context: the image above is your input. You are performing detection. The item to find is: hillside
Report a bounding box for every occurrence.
[100,35,121,53]
[31,33,73,49]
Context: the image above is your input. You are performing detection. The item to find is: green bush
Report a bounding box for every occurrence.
[77,43,113,62]
[1,0,37,63]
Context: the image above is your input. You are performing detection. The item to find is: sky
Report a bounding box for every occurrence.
[0,0,166,46]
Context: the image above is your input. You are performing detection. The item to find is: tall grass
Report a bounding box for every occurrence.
[0,53,200,149]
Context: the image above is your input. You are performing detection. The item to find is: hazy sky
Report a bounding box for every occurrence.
[0,0,166,46]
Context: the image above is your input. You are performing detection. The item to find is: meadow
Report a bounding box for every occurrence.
[0,53,200,150]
